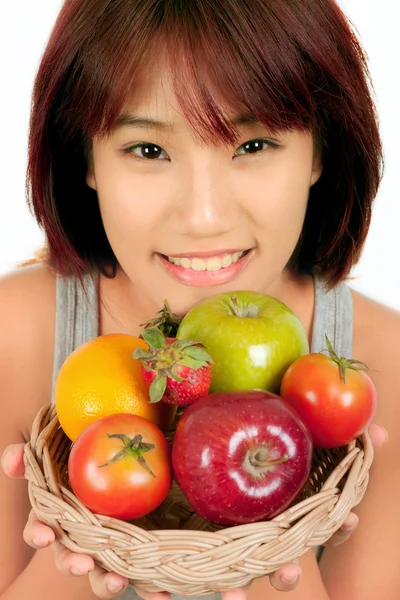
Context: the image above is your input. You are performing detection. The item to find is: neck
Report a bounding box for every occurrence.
[98,266,315,344]
[99,268,162,337]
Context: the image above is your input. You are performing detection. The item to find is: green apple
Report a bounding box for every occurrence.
[177,291,309,393]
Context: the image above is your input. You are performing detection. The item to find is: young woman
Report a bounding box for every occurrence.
[0,1,397,599]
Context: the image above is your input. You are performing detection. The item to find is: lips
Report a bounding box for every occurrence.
[156,249,254,287]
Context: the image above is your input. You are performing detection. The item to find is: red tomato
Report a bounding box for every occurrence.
[280,352,377,448]
[68,413,172,519]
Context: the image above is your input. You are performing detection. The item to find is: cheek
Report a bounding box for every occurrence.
[241,159,311,231]
[95,168,168,236]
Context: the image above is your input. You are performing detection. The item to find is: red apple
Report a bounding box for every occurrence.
[172,390,313,525]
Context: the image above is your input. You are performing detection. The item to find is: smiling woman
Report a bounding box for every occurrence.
[27,0,380,296]
[0,1,399,600]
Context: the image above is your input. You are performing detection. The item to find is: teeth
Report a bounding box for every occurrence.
[191,258,207,271]
[167,251,245,271]
[221,254,233,268]
[206,258,222,271]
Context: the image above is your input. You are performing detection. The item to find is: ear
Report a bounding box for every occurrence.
[86,163,97,190]
[310,150,323,186]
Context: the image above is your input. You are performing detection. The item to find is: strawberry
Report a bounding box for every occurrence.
[133,327,213,406]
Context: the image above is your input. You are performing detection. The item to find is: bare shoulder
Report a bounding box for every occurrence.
[351,287,400,387]
[351,287,400,354]
[350,287,400,424]
[0,258,56,293]
[0,262,56,441]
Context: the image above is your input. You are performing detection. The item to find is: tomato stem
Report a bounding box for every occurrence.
[324,335,370,383]
[97,433,156,477]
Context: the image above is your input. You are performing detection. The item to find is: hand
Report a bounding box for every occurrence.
[133,588,251,600]
[319,423,387,548]
[2,443,129,598]
[1,423,388,598]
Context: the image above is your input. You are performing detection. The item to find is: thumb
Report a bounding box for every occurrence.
[368,424,388,451]
[222,584,251,600]
[1,443,26,478]
[133,589,171,600]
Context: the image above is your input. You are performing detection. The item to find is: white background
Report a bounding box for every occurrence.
[0,1,398,310]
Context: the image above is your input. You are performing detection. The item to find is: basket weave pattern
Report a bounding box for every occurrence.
[24,404,373,595]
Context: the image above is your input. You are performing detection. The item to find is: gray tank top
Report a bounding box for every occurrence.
[51,272,353,600]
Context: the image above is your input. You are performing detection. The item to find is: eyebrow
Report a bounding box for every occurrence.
[113,112,261,131]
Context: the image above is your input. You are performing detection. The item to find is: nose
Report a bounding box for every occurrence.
[170,152,239,239]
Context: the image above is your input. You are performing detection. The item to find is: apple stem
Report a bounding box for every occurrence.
[229,295,260,319]
[230,295,240,316]
[250,448,289,469]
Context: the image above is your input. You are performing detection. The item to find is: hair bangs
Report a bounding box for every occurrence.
[58,0,319,147]
[165,0,318,146]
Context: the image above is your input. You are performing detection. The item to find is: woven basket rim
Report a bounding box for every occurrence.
[24,403,374,595]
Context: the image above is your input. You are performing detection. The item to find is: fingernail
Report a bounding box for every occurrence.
[33,537,50,548]
[107,582,125,593]
[281,573,299,585]
[382,427,389,442]
[71,567,86,576]
[341,523,356,532]
[342,516,358,532]
[1,448,11,471]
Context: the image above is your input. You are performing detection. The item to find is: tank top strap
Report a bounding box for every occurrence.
[311,274,353,358]
[51,271,99,400]
[311,274,353,565]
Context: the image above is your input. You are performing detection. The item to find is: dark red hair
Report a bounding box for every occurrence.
[27,0,383,285]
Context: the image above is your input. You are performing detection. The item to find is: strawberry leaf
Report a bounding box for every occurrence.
[183,345,214,363]
[140,300,182,337]
[149,374,167,403]
[169,371,185,382]
[133,348,155,361]
[141,327,167,349]
[178,357,210,370]
[174,339,202,350]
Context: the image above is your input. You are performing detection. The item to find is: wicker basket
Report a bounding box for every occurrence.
[24,403,373,596]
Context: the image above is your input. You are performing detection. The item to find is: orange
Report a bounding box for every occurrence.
[54,334,177,441]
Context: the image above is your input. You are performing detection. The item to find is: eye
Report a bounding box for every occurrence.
[234,138,279,157]
[123,143,170,161]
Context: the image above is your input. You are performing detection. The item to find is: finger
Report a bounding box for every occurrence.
[1,444,25,478]
[52,540,96,576]
[89,566,129,599]
[133,588,171,600]
[222,585,251,600]
[324,513,359,548]
[368,424,388,450]
[23,509,56,549]
[269,561,302,592]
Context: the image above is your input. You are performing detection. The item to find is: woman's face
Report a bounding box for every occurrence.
[87,67,322,315]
